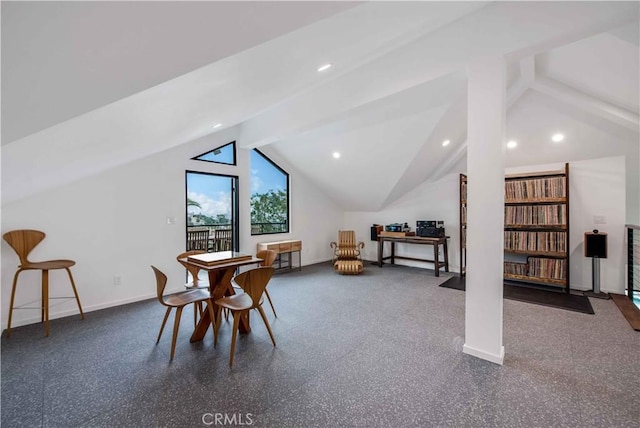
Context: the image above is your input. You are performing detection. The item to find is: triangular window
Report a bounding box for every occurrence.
[192,141,236,165]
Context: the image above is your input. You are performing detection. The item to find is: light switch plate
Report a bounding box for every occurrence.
[593,215,606,225]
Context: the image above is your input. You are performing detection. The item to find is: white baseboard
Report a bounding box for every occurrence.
[1,290,167,331]
[1,261,336,332]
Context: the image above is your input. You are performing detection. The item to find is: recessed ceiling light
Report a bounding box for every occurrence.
[332,152,341,159]
[552,133,565,142]
[507,140,517,149]
[213,123,222,128]
[442,140,450,147]
[317,63,332,72]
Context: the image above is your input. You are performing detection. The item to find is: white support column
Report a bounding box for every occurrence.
[463,56,506,365]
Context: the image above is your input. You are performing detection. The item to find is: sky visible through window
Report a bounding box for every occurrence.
[187,173,231,221]
[250,150,287,195]
[193,142,235,165]
[186,151,285,226]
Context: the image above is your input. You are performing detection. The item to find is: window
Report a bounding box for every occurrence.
[250,149,289,235]
[191,141,236,165]
[186,171,239,251]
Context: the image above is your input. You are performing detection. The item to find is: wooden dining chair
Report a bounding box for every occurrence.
[225,249,278,321]
[177,250,210,326]
[177,250,210,289]
[151,266,216,361]
[3,229,84,337]
[214,266,276,367]
[187,227,210,251]
[256,249,278,317]
[214,229,232,252]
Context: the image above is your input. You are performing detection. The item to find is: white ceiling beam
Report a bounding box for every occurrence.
[239,1,637,149]
[1,2,489,206]
[507,56,535,108]
[531,76,640,133]
[608,22,640,46]
[380,93,467,208]
[422,57,537,185]
[427,139,468,185]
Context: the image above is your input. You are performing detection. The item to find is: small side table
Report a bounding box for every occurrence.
[257,240,302,272]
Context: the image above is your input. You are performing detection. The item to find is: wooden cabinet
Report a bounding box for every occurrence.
[461,163,570,292]
[257,239,302,272]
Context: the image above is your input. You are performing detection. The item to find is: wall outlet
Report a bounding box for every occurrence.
[113,276,121,286]
[593,215,607,225]
[166,216,176,225]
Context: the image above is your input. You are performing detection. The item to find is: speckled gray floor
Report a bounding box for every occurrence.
[2,263,639,427]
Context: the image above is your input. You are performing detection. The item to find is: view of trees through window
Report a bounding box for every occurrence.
[250,150,289,235]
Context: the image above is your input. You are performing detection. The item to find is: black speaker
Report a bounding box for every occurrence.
[371,225,383,241]
[585,231,607,258]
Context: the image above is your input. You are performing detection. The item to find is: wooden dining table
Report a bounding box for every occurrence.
[179,253,262,342]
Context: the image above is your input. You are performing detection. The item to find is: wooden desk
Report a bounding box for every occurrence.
[257,239,302,272]
[377,236,449,276]
[179,254,262,342]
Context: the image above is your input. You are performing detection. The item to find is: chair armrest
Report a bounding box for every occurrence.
[357,241,365,249]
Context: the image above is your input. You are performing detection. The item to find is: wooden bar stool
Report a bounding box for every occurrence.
[3,229,84,337]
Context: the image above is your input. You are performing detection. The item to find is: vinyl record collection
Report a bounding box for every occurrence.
[504,204,566,226]
[505,176,565,201]
[528,257,567,280]
[504,231,567,253]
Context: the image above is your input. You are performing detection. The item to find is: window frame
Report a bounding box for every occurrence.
[250,149,290,236]
[191,141,237,166]
[185,170,240,251]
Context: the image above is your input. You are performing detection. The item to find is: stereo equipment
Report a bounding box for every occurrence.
[585,231,607,258]
[417,227,445,238]
[385,223,403,232]
[416,220,444,237]
[417,220,444,229]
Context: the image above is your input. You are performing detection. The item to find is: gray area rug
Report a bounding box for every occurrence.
[440,275,595,314]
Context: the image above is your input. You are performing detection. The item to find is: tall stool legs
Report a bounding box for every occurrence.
[6,267,84,338]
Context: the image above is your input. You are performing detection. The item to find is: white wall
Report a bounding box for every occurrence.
[344,155,627,294]
[1,128,342,329]
[344,172,462,272]
[627,153,640,225]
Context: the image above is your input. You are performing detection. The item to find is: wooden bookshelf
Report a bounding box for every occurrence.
[504,249,567,258]
[461,163,570,292]
[504,273,567,287]
[504,163,570,292]
[505,198,567,204]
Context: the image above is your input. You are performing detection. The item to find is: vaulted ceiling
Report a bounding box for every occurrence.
[2,1,639,210]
